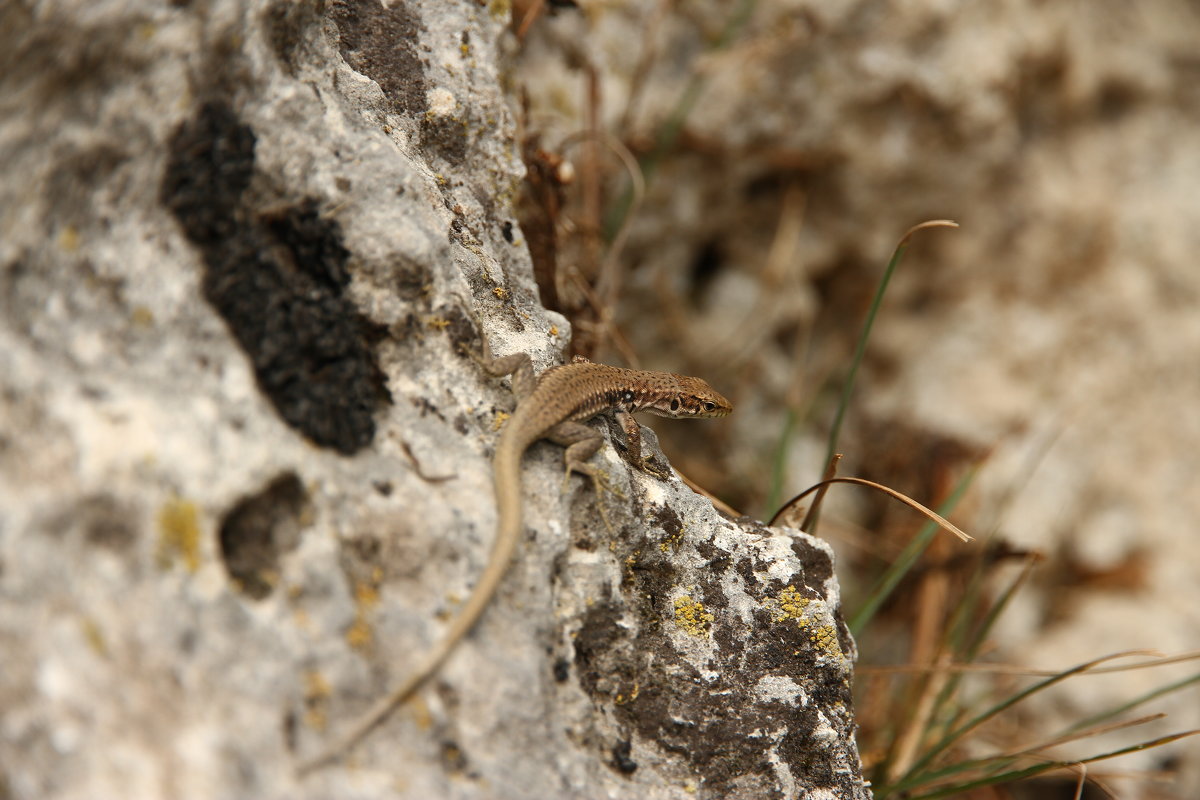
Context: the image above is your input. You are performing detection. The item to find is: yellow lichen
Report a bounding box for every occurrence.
[156,498,201,573]
[658,523,685,553]
[81,617,108,657]
[492,286,508,300]
[768,585,846,663]
[489,0,511,20]
[346,615,373,649]
[773,585,810,623]
[347,579,381,650]
[673,595,714,637]
[130,306,155,327]
[809,623,841,655]
[355,580,380,608]
[411,696,434,731]
[614,681,640,705]
[304,670,331,730]
[622,549,641,585]
[58,226,80,252]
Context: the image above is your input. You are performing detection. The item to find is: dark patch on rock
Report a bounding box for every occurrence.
[440,740,469,774]
[338,532,382,583]
[161,101,391,454]
[282,707,298,754]
[693,536,732,575]
[553,657,570,682]
[218,472,310,600]
[411,395,447,423]
[790,535,833,592]
[448,206,475,247]
[43,143,130,227]
[649,504,682,543]
[452,412,470,436]
[40,494,138,553]
[571,527,598,552]
[420,114,469,163]
[330,0,427,116]
[1,6,156,130]
[260,199,352,291]
[622,537,679,629]
[161,101,255,243]
[572,601,629,697]
[611,739,638,774]
[571,512,862,797]
[80,495,138,551]
[442,302,477,353]
[733,551,759,590]
[263,0,321,77]
[736,515,774,536]
[390,257,434,302]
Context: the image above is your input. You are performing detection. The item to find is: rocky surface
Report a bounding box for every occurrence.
[0,1,869,798]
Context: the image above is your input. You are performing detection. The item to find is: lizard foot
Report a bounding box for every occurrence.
[634,455,672,481]
[564,462,623,533]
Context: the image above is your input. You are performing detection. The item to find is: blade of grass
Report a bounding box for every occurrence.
[924,554,1041,745]
[771,476,971,542]
[1015,713,1167,757]
[767,407,798,514]
[847,464,977,635]
[799,454,842,533]
[801,220,957,534]
[890,652,1157,794]
[901,730,1200,800]
[603,0,759,241]
[1063,669,1200,736]
[822,221,958,469]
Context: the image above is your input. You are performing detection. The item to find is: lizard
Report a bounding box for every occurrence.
[297,339,732,774]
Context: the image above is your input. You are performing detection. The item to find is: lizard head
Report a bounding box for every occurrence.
[637,374,733,419]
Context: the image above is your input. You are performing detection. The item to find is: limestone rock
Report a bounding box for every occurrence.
[0,1,868,798]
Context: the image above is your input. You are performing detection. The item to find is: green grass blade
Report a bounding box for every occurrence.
[810,221,955,532]
[766,407,797,515]
[899,730,1200,800]
[1064,669,1200,736]
[823,242,907,470]
[847,465,976,635]
[603,0,758,240]
[926,555,1039,742]
[892,653,1146,793]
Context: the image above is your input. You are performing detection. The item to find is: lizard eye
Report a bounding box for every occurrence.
[703,402,715,412]
[670,399,680,412]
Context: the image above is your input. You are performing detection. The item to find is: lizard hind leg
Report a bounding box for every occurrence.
[547,422,623,533]
[461,325,539,400]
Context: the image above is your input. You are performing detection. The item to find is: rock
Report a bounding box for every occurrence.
[0,1,867,797]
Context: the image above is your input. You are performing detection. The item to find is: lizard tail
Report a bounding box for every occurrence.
[297,436,526,776]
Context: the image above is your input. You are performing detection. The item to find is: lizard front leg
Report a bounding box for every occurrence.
[546,421,621,531]
[615,409,672,479]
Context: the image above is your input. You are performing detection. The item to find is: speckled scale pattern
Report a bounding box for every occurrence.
[512,361,733,446]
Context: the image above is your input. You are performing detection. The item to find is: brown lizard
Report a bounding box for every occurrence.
[298,344,732,774]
